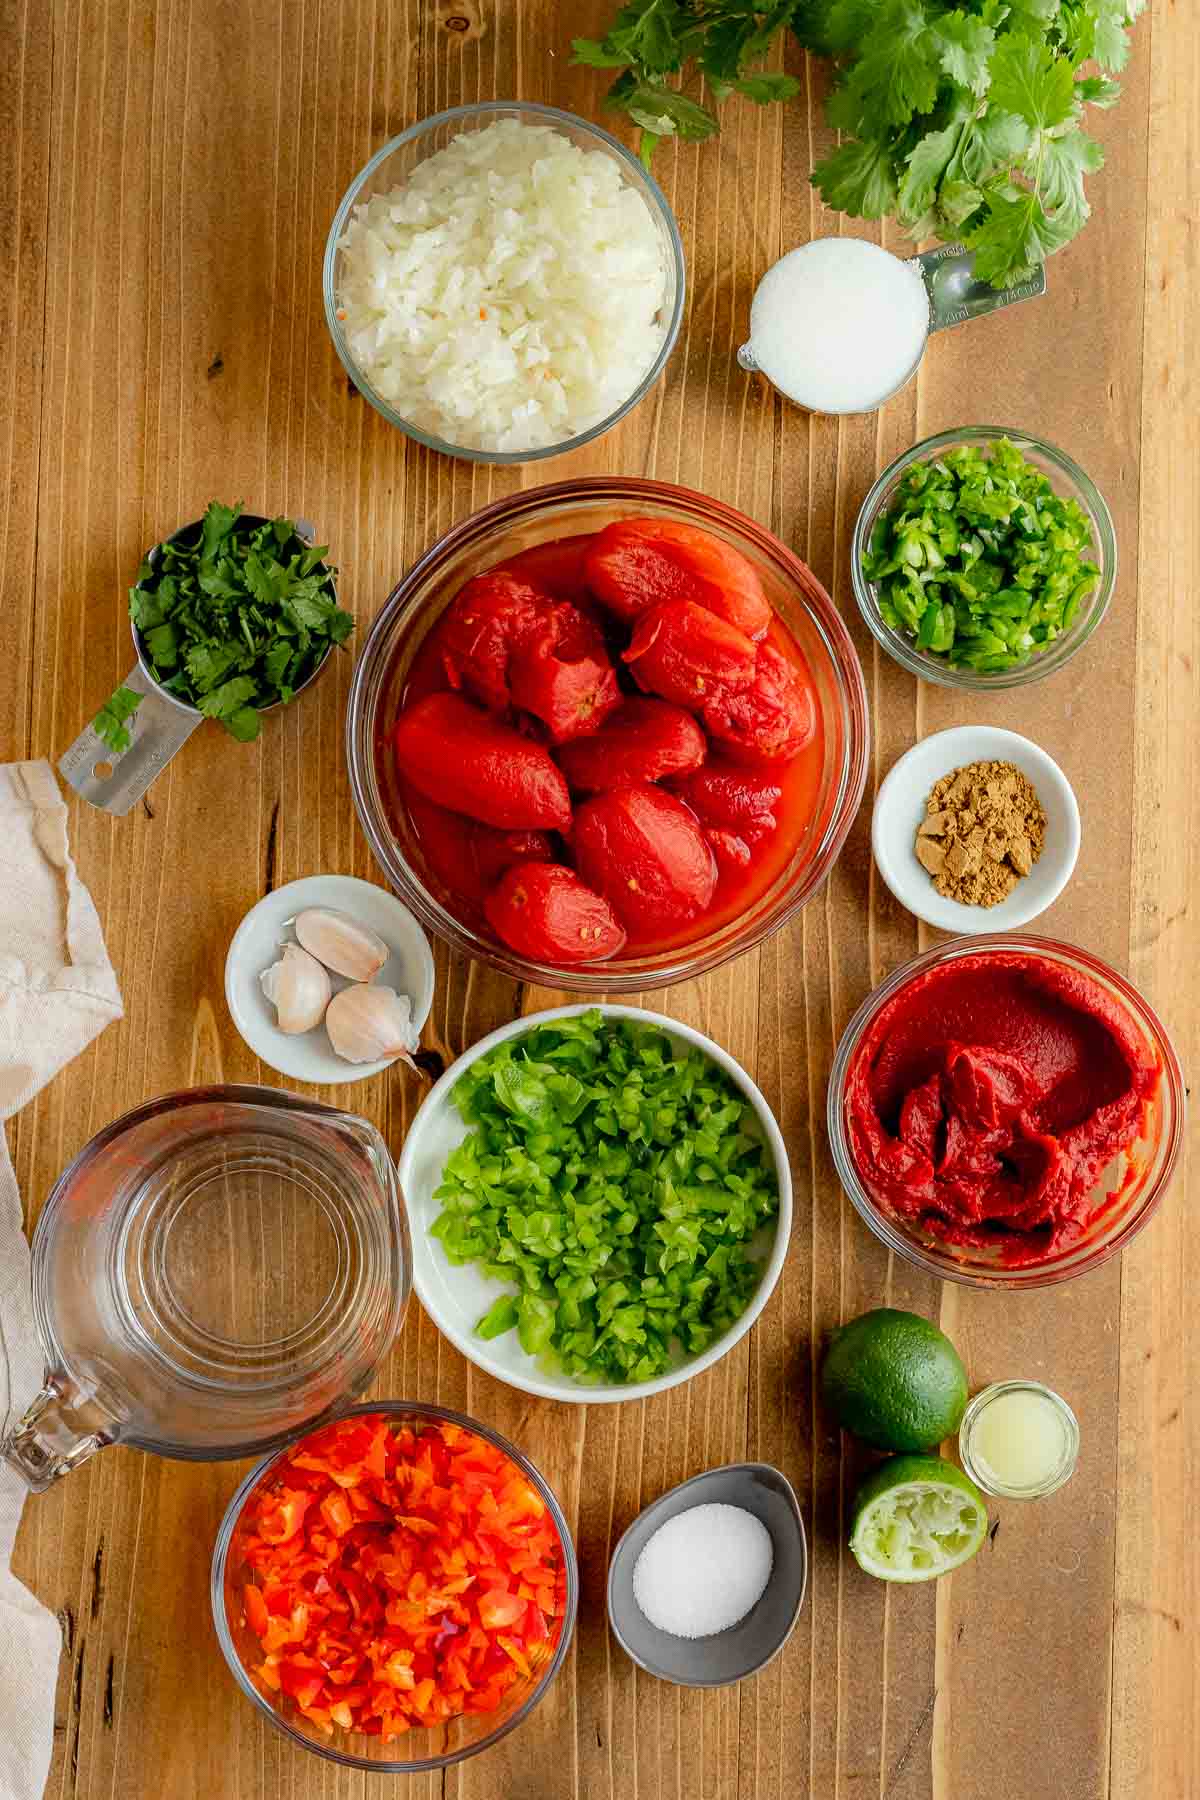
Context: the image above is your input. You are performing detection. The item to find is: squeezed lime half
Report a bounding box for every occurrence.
[850,1455,988,1583]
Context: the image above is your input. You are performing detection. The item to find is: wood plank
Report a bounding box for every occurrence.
[1115,0,1200,1792]
[0,1,1191,1797]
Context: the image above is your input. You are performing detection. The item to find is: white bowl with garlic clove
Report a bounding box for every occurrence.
[871,726,1080,935]
[225,875,435,1083]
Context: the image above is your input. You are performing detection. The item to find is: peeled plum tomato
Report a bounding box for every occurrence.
[485,862,627,964]
[439,571,619,741]
[404,791,554,904]
[438,572,548,711]
[623,600,757,713]
[703,642,817,765]
[489,534,597,601]
[573,785,717,935]
[671,766,783,870]
[555,698,706,794]
[392,693,571,832]
[585,518,772,640]
[237,1414,566,1742]
[508,633,621,744]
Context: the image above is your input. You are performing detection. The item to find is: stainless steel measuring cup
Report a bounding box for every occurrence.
[2,1085,411,1491]
[737,239,1046,416]
[58,515,336,816]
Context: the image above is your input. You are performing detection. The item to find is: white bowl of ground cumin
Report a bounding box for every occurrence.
[872,725,1080,934]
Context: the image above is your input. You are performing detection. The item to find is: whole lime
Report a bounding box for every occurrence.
[821,1307,967,1451]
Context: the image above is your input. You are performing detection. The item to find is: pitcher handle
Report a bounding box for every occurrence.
[2,1380,115,1492]
[910,243,1046,334]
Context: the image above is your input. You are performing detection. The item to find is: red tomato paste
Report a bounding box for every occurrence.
[844,951,1161,1263]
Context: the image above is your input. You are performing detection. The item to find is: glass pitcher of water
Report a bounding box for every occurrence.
[2,1085,410,1491]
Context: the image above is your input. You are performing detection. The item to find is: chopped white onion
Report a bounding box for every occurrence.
[336,120,670,453]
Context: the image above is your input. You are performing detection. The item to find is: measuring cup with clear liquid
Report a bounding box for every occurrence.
[2,1085,411,1491]
[736,237,1047,416]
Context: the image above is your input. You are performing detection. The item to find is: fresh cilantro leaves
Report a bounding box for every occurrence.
[92,686,141,754]
[571,0,1143,288]
[431,1010,780,1386]
[808,1,1140,285]
[92,502,350,750]
[987,32,1078,131]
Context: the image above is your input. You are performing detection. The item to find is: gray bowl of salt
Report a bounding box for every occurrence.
[606,1462,807,1687]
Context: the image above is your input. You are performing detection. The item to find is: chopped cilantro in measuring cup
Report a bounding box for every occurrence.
[429,1010,779,1386]
[862,438,1101,674]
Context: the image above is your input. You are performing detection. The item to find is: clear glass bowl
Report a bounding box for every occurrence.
[211,1401,579,1772]
[851,427,1117,690]
[344,477,871,993]
[322,102,685,464]
[826,934,1185,1289]
[958,1381,1080,1499]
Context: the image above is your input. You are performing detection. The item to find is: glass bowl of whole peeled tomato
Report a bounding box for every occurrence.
[345,478,870,991]
[212,1403,577,1772]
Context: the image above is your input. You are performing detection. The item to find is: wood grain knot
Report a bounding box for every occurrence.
[438,0,483,38]
[412,1047,446,1081]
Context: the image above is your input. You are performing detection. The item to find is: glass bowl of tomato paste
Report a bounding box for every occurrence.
[345,478,870,991]
[827,935,1185,1289]
[212,1402,578,1771]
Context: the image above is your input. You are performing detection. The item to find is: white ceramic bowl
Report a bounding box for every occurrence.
[398,1004,792,1404]
[225,874,435,1083]
[872,725,1080,934]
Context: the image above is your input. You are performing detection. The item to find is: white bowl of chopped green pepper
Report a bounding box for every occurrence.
[852,428,1116,690]
[398,1005,791,1403]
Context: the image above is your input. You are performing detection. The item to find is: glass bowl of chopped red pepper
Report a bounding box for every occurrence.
[827,934,1185,1289]
[211,1404,577,1770]
[344,476,869,992]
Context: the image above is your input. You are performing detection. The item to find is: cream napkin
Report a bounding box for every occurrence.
[0,762,123,1800]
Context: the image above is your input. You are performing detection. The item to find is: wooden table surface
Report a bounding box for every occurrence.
[2,3,1196,1797]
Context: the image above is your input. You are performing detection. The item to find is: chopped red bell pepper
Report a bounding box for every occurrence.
[233,1416,566,1744]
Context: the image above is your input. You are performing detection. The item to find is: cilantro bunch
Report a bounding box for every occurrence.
[94,502,351,749]
[430,1010,780,1386]
[573,0,1144,287]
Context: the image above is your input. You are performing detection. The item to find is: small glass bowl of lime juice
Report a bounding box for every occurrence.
[958,1381,1080,1500]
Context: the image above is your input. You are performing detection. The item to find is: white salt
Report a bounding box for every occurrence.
[632,1502,773,1639]
[747,238,930,415]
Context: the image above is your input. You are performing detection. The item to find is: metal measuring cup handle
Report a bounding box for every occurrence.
[58,516,326,816]
[911,241,1047,331]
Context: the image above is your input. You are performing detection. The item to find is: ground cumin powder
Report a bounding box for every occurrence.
[915,759,1046,907]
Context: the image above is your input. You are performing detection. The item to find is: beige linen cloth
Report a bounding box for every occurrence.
[0,762,123,1800]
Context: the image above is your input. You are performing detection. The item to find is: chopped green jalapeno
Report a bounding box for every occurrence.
[863,439,1101,674]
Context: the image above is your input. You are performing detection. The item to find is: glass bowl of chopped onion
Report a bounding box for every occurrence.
[212,1401,578,1771]
[851,427,1117,690]
[323,102,685,463]
[344,475,871,992]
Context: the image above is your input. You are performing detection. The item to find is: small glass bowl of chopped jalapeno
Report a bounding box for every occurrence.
[851,428,1116,690]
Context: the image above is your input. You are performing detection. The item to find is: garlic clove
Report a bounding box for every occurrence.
[260,943,332,1034]
[294,907,390,982]
[325,983,419,1066]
